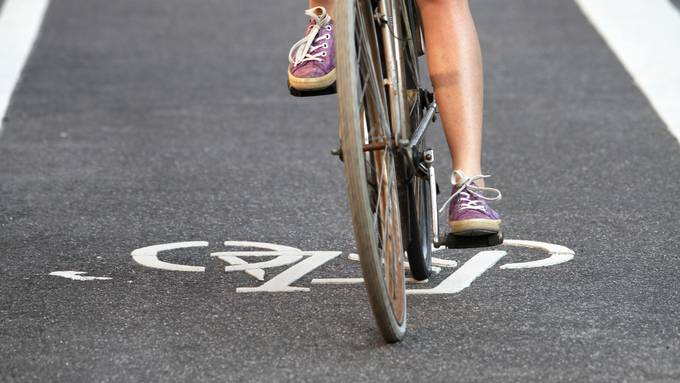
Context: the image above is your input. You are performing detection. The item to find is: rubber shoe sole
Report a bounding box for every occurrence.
[288,68,336,91]
[449,219,501,236]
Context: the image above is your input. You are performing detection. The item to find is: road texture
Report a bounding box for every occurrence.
[1,0,679,382]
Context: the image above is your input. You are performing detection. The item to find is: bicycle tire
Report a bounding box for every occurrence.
[406,175,432,280]
[397,2,433,281]
[336,0,407,342]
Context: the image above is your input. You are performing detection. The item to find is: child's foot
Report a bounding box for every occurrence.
[442,170,502,236]
[287,7,336,92]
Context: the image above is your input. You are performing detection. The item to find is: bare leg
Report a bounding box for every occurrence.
[417,0,484,184]
[309,0,334,19]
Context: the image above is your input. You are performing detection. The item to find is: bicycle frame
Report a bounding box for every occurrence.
[377,0,441,246]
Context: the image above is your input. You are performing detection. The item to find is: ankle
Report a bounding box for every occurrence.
[452,168,485,187]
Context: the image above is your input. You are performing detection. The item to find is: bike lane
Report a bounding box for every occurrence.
[1,0,679,382]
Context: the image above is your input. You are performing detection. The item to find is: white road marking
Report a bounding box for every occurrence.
[311,278,364,284]
[49,271,112,281]
[311,277,431,285]
[313,253,445,285]
[236,252,342,293]
[213,256,266,281]
[347,252,449,272]
[221,241,301,252]
[575,0,680,143]
[431,257,458,268]
[500,240,575,269]
[131,241,208,272]
[211,252,303,277]
[407,250,507,295]
[214,241,305,280]
[128,239,574,293]
[0,0,51,130]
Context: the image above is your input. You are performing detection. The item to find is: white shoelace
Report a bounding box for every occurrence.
[438,170,502,214]
[288,7,332,68]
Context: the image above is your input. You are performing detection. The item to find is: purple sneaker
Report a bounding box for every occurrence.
[287,7,336,91]
[441,170,502,236]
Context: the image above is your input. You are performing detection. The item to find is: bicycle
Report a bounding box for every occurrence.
[292,0,503,342]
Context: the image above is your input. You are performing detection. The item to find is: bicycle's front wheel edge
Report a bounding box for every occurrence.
[336,0,407,343]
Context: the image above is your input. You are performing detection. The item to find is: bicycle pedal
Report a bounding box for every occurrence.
[288,82,337,97]
[443,231,503,249]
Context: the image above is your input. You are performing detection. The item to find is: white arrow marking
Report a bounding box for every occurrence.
[500,240,575,269]
[131,241,208,272]
[49,271,112,281]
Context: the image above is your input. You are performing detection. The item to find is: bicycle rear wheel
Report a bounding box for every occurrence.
[336,0,407,342]
[400,3,433,281]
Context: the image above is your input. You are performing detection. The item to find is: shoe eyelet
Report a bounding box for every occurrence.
[323,43,328,49]
[326,25,332,31]
[325,34,330,39]
[321,51,327,57]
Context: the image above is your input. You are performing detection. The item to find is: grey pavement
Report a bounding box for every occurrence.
[1,0,679,382]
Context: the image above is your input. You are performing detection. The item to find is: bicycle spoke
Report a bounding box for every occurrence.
[397,0,420,87]
[355,5,391,139]
[359,72,370,109]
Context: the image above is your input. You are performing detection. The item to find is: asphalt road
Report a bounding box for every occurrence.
[1,0,679,382]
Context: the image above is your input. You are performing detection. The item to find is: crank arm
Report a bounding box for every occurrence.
[429,163,441,247]
[421,148,442,247]
[408,100,437,151]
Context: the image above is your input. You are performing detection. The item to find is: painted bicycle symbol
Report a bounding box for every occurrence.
[126,239,574,295]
